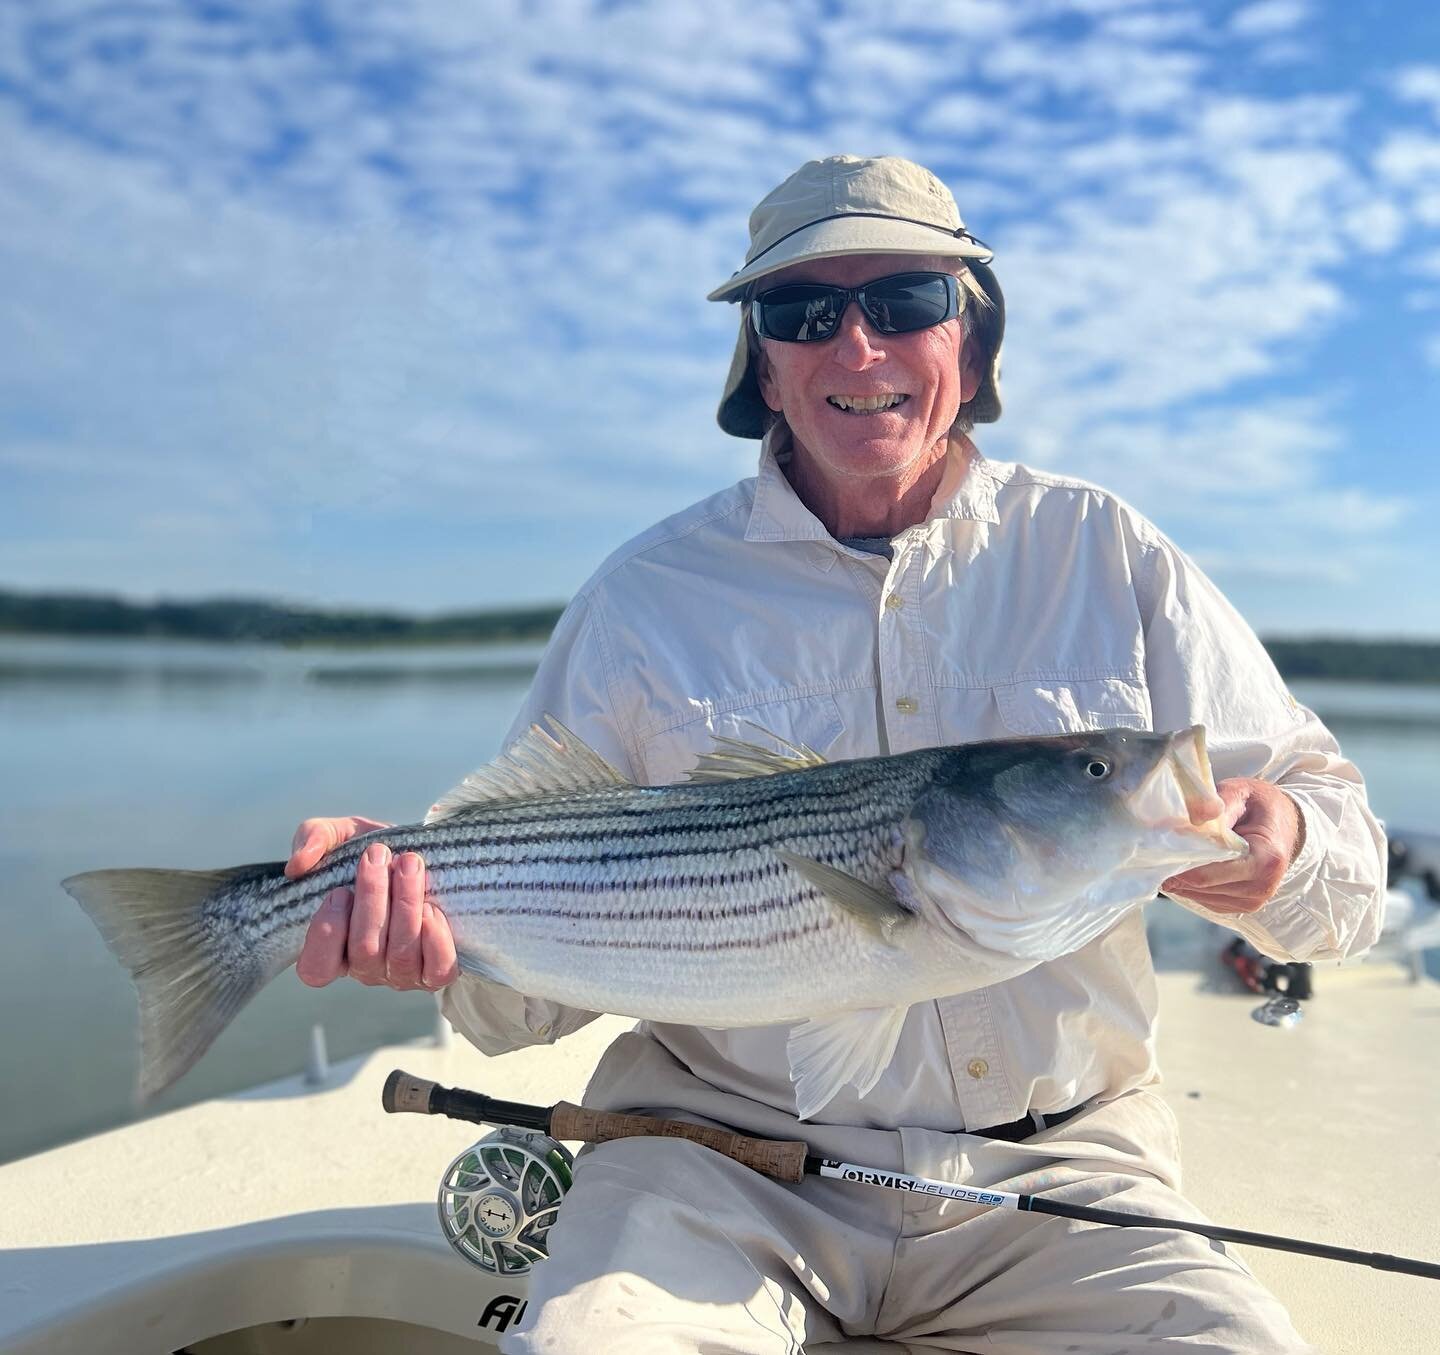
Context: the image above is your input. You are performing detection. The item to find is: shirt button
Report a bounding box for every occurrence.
[967,1058,989,1080]
[894,697,919,714]
[883,593,905,611]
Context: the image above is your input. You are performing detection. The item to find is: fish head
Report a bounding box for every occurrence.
[901,726,1247,960]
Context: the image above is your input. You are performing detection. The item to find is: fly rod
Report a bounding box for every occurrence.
[384,1069,1440,1282]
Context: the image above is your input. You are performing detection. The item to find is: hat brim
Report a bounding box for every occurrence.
[706,215,993,303]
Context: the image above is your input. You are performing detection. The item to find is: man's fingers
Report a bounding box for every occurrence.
[384,854,427,989]
[285,816,392,880]
[421,901,460,990]
[286,818,339,879]
[297,888,352,986]
[348,841,393,985]
[1164,856,1254,893]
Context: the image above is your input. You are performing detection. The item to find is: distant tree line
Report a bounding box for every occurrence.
[1259,637,1440,686]
[0,589,564,646]
[2,589,1438,682]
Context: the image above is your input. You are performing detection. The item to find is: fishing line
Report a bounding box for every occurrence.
[383,1071,1440,1282]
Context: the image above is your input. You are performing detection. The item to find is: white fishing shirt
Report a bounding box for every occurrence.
[443,436,1386,1132]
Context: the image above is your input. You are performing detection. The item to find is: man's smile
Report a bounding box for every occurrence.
[825,393,910,414]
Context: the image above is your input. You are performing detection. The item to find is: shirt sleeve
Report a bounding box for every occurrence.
[439,591,638,1054]
[1128,517,1386,963]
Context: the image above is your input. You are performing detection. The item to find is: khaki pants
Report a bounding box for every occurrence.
[503,1033,1314,1354]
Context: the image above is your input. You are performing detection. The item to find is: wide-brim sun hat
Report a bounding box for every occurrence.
[710,154,1006,440]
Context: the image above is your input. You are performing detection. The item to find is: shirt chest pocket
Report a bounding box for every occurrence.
[995,676,1152,736]
[638,693,846,787]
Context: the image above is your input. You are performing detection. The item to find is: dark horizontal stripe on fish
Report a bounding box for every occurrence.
[418,840,894,891]
[470,864,795,898]
[412,804,901,861]
[480,886,809,921]
[536,916,835,952]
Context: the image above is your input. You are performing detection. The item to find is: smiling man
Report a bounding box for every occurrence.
[290,156,1384,1352]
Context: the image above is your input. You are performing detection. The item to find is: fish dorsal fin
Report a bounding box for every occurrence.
[425,716,630,823]
[685,721,828,784]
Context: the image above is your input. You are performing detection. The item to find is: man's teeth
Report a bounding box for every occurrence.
[827,393,908,412]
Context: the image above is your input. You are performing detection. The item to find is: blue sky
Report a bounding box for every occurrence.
[1,0,1437,635]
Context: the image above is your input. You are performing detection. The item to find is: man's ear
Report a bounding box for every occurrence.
[958,335,984,403]
[754,343,782,413]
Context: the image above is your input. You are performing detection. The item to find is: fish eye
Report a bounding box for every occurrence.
[1083,757,1111,780]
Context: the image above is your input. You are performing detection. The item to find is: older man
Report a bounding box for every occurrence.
[289,156,1383,1352]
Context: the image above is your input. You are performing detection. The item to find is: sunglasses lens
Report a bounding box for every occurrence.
[752,273,957,342]
[862,274,955,334]
[753,285,842,342]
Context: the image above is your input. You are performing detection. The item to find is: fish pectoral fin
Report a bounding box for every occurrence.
[425,715,631,823]
[787,1006,910,1121]
[774,849,913,944]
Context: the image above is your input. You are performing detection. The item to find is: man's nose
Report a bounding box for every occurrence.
[829,304,885,369]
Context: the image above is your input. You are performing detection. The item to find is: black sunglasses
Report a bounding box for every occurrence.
[750,270,960,343]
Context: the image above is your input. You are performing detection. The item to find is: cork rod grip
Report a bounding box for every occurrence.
[550,1101,808,1183]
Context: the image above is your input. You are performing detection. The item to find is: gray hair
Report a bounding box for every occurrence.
[746,262,997,437]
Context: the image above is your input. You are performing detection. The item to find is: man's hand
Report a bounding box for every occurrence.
[1162,778,1305,915]
[286,816,460,992]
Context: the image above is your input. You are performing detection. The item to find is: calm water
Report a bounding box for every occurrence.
[2,635,1436,1165]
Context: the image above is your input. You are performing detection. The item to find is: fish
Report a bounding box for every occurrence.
[62,719,1245,1120]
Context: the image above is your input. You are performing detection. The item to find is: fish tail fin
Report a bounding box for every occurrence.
[62,867,264,1100]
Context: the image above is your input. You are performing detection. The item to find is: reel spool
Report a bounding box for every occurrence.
[437,1126,574,1274]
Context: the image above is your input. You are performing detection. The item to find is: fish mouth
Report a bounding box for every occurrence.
[1129,726,1247,862]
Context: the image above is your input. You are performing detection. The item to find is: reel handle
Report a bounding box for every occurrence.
[551,1101,808,1184]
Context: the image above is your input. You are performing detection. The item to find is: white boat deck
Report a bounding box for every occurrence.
[2,963,1436,1353]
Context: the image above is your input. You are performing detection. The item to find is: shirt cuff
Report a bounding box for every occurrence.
[440,975,564,1057]
[1268,789,1329,912]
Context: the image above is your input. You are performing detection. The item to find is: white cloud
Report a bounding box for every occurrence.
[1229,0,1310,38]
[1394,65,1440,120]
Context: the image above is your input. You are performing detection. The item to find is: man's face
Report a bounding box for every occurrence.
[754,253,982,485]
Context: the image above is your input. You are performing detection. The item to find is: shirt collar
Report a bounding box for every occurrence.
[744,425,1000,545]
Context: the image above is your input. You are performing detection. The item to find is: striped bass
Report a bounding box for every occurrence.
[63,719,1244,1120]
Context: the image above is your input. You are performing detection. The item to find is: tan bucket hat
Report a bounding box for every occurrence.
[710,154,1005,439]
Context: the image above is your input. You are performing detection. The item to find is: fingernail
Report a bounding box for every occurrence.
[398,853,420,877]
[366,843,390,867]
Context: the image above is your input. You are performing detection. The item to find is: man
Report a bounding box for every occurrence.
[288,156,1384,1351]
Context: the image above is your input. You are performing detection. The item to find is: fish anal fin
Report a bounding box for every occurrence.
[787,1006,909,1121]
[774,849,912,944]
[426,716,630,823]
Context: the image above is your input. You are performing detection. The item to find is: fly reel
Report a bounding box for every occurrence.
[437,1126,574,1274]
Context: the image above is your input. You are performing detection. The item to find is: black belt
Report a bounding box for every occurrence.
[970,1103,1086,1142]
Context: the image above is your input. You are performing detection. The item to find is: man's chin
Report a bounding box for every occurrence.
[820,436,929,478]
